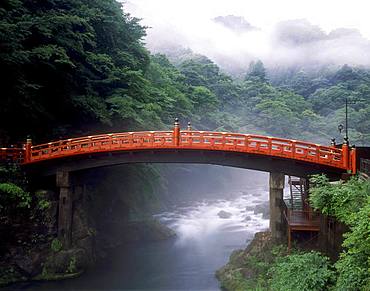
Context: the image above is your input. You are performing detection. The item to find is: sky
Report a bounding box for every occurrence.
[125,0,370,71]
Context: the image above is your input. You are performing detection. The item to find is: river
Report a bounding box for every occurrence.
[21,181,269,290]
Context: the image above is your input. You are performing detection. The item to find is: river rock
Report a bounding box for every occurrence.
[72,203,90,243]
[217,210,232,219]
[243,215,252,222]
[120,219,176,242]
[245,206,255,211]
[11,246,49,277]
[253,202,270,219]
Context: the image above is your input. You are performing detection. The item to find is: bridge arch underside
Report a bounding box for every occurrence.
[25,149,345,179]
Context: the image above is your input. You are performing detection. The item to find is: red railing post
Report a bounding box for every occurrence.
[342,143,349,170]
[187,121,192,131]
[350,147,357,174]
[25,138,32,163]
[173,118,180,146]
[330,138,336,147]
[268,138,272,155]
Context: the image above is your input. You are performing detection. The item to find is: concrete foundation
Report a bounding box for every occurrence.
[269,172,285,239]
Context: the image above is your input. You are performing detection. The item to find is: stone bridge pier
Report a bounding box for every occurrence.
[56,170,73,248]
[269,172,285,240]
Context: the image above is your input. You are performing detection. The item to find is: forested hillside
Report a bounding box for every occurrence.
[1,0,370,146]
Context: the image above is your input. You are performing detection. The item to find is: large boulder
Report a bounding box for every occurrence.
[218,210,232,219]
[253,202,270,219]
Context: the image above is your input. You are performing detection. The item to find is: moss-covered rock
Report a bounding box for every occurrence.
[34,248,86,281]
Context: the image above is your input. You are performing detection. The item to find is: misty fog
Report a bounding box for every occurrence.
[126,1,370,75]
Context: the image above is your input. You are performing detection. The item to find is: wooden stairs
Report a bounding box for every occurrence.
[284,176,320,251]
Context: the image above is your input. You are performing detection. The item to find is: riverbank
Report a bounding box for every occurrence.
[217,231,338,291]
[216,231,281,290]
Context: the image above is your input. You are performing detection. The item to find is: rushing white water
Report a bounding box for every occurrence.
[156,190,269,244]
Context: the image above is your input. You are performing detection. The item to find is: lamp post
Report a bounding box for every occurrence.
[345,98,348,144]
[339,97,365,145]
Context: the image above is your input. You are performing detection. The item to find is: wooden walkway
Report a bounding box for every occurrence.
[288,211,320,230]
[284,209,320,250]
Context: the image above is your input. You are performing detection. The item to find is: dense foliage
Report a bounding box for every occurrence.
[310,175,370,290]
[0,165,31,216]
[1,0,152,141]
[269,251,334,291]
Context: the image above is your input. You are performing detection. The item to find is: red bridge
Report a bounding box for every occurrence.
[0,120,357,177]
[0,120,359,247]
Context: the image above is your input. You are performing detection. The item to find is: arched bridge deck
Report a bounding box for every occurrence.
[0,125,356,177]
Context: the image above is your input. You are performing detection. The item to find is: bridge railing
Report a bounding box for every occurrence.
[0,147,25,164]
[180,131,345,168]
[29,131,176,162]
[0,122,356,172]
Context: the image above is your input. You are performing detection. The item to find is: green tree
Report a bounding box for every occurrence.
[245,60,267,82]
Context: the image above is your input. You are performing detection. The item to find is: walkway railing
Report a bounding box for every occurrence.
[284,208,320,227]
[0,120,356,172]
[360,159,370,179]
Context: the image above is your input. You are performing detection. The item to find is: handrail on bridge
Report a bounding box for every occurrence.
[0,119,357,173]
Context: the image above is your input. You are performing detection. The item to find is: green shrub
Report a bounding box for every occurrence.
[67,256,77,273]
[309,175,369,224]
[269,251,334,291]
[0,182,31,209]
[51,238,62,252]
[35,190,51,210]
[334,197,370,290]
[37,199,50,210]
